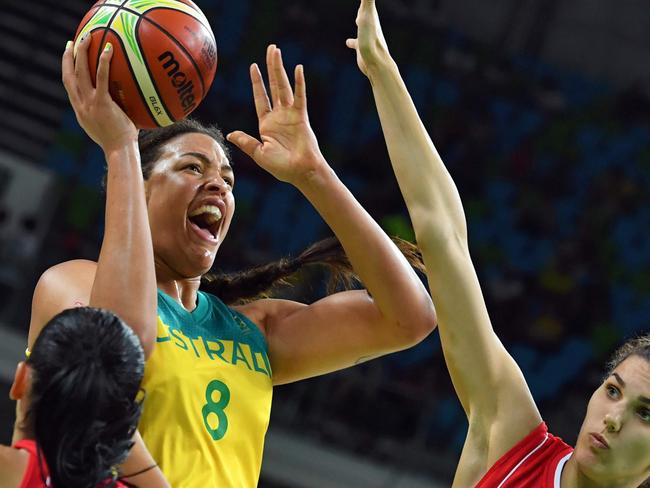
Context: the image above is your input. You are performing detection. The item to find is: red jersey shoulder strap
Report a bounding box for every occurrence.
[476,422,549,487]
[12,440,50,488]
[12,440,38,456]
[477,422,574,487]
[12,441,140,488]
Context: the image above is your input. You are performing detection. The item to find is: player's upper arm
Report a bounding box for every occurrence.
[250,289,435,385]
[27,260,96,348]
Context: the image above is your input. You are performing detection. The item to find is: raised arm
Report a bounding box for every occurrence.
[28,37,157,357]
[227,45,436,385]
[347,0,541,479]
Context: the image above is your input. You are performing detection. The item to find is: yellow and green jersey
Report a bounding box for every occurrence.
[139,290,273,487]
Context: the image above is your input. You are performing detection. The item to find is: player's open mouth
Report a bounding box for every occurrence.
[188,205,222,242]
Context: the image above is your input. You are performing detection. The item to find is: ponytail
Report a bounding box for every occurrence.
[26,308,144,488]
[200,236,425,304]
[135,120,429,303]
[32,360,140,487]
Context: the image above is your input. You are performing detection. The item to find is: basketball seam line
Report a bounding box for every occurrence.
[99,0,161,126]
[134,14,176,125]
[94,0,129,86]
[122,5,212,97]
[117,3,214,43]
[79,0,212,126]
[107,18,161,127]
[106,1,210,119]
[140,14,208,97]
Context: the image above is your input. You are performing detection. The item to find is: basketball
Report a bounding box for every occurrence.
[74,0,217,129]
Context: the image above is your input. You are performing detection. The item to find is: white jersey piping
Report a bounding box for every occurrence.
[553,452,572,487]
[496,434,549,488]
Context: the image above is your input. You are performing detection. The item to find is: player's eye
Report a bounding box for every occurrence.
[186,163,202,173]
[638,407,650,423]
[606,384,620,400]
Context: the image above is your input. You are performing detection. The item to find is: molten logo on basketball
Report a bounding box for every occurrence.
[158,51,197,115]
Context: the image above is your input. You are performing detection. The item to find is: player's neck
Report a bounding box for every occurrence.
[560,455,628,488]
[158,278,202,312]
[10,405,28,446]
[10,427,24,447]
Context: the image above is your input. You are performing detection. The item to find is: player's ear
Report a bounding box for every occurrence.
[10,362,30,401]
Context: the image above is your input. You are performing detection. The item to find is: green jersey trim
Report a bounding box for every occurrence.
[156,289,268,355]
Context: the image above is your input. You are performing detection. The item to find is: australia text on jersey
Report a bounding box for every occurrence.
[156,322,272,377]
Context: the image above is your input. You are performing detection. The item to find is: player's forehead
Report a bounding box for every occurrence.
[168,132,223,155]
[610,355,650,393]
[158,133,230,169]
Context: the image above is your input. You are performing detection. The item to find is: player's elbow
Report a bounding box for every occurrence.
[126,318,157,359]
[413,301,438,343]
[415,221,469,259]
[394,298,437,347]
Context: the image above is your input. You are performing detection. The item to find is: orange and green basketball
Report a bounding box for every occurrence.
[74,0,217,128]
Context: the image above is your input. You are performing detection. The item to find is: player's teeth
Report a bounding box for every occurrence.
[189,205,222,220]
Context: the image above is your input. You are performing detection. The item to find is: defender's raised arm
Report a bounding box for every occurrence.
[347,1,541,484]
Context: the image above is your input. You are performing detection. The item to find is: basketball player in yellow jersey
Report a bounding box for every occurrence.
[139,286,274,486]
[25,32,436,487]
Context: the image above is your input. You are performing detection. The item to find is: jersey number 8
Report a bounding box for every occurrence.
[202,380,230,441]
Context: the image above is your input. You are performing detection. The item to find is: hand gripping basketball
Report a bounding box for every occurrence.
[72,0,217,129]
[62,36,138,155]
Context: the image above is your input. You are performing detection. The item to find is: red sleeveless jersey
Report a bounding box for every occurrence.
[13,439,129,488]
[13,440,50,488]
[476,423,573,487]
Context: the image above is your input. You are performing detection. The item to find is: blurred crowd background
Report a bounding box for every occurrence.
[0,0,649,485]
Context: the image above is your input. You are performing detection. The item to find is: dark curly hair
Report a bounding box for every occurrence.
[24,307,145,488]
[137,118,230,180]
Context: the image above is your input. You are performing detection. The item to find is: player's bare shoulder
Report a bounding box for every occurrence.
[28,260,98,345]
[233,298,305,339]
[35,259,97,302]
[0,445,28,487]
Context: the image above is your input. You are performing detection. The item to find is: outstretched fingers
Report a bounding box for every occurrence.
[293,65,306,111]
[273,48,294,107]
[355,0,378,27]
[266,44,280,108]
[250,63,271,119]
[262,44,303,111]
